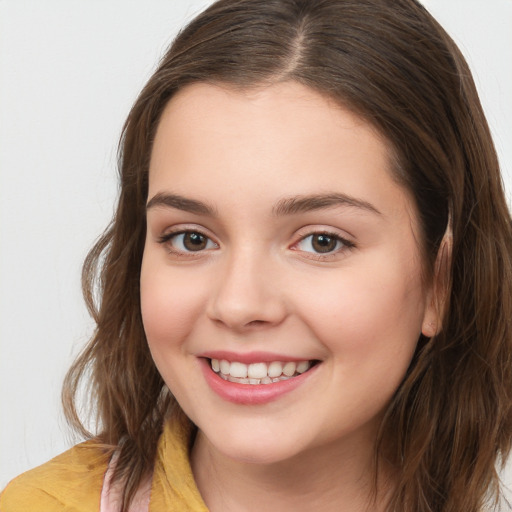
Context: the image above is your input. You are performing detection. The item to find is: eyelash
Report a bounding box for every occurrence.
[292,231,355,260]
[157,229,218,257]
[157,229,355,259]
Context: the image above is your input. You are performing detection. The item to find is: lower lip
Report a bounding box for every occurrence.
[199,358,319,405]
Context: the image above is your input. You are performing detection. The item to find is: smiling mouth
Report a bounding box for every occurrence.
[209,358,318,385]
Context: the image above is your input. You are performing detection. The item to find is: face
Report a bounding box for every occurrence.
[140,82,436,466]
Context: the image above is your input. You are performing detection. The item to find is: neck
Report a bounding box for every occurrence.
[190,429,392,512]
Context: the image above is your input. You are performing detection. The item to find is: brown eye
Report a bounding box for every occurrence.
[160,230,217,253]
[183,232,208,251]
[311,234,338,253]
[295,232,350,255]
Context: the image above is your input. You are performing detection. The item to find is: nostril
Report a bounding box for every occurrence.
[246,320,265,327]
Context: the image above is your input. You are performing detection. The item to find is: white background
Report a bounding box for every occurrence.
[1,0,511,489]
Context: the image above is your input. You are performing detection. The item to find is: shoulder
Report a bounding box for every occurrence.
[0,440,110,512]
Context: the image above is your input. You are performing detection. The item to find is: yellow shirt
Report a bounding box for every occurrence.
[0,418,209,511]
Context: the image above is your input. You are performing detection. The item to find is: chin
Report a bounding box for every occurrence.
[197,419,315,466]
[220,441,300,466]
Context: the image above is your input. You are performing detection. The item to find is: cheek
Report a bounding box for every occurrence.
[293,258,426,363]
[139,253,215,414]
[293,263,425,431]
[140,259,206,349]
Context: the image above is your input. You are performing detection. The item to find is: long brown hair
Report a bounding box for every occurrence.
[62,0,512,510]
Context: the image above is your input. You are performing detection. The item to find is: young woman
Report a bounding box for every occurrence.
[2,0,512,511]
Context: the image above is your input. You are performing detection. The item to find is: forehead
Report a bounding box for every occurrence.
[153,82,385,147]
[148,81,415,223]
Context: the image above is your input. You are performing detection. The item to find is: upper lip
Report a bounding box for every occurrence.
[197,350,317,364]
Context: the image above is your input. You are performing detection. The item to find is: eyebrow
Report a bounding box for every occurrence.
[146,191,380,217]
[272,193,381,216]
[146,192,218,216]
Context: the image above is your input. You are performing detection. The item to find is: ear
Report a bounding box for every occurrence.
[421,224,452,338]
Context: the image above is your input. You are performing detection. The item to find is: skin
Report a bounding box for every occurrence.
[140,81,438,511]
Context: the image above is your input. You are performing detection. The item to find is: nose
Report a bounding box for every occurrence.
[206,248,288,331]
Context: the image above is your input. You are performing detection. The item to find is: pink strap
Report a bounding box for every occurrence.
[100,453,152,512]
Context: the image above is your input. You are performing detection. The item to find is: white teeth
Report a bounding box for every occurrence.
[282,362,296,377]
[228,375,249,384]
[230,361,248,378]
[296,361,310,373]
[219,359,230,374]
[267,361,283,378]
[248,362,267,379]
[210,358,314,384]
